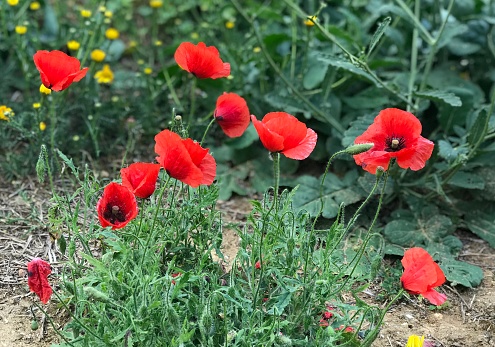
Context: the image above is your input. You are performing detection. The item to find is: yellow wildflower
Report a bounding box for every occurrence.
[94,64,114,84]
[7,0,19,6]
[104,10,113,18]
[304,15,317,27]
[33,103,41,109]
[90,49,106,62]
[191,32,199,39]
[144,67,152,75]
[406,335,424,347]
[98,5,106,12]
[225,21,235,29]
[15,26,27,35]
[80,9,92,18]
[253,46,261,53]
[105,28,119,40]
[154,40,162,46]
[0,105,14,121]
[67,40,80,50]
[137,59,145,65]
[29,1,40,10]
[39,122,46,131]
[149,0,163,8]
[39,84,51,95]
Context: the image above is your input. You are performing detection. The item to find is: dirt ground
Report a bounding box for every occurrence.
[0,179,494,347]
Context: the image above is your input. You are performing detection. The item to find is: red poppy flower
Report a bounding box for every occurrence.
[121,162,161,199]
[154,129,216,188]
[214,92,250,138]
[255,260,261,270]
[353,108,434,174]
[96,182,138,230]
[400,247,447,306]
[33,50,89,91]
[251,112,317,160]
[174,42,230,79]
[27,258,52,304]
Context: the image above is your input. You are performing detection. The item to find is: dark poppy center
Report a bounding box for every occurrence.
[103,204,126,224]
[385,136,406,152]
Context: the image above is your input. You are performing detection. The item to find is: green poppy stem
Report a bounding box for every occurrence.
[273,152,280,211]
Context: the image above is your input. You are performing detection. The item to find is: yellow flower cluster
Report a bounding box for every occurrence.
[150,0,163,8]
[0,105,14,121]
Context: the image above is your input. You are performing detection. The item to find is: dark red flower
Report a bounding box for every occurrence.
[353,108,434,174]
[323,311,333,319]
[154,129,216,188]
[214,92,250,138]
[27,258,52,304]
[319,319,329,327]
[33,50,89,91]
[174,42,230,79]
[121,162,161,199]
[171,272,181,285]
[400,247,447,306]
[251,112,317,160]
[96,182,138,230]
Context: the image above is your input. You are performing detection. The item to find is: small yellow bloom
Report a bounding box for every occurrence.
[39,84,51,95]
[80,9,92,18]
[105,28,119,40]
[225,21,235,29]
[72,135,80,141]
[15,26,27,35]
[144,67,152,75]
[191,32,199,39]
[137,59,145,65]
[98,5,106,12]
[39,122,46,131]
[7,0,19,6]
[29,1,40,10]
[33,103,41,109]
[90,49,106,62]
[67,40,80,50]
[149,0,163,8]
[406,335,424,347]
[253,46,261,53]
[154,40,162,46]
[0,105,14,121]
[94,64,114,84]
[104,10,113,18]
[304,15,317,27]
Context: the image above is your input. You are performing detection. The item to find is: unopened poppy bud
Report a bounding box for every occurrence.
[175,115,182,122]
[345,143,374,155]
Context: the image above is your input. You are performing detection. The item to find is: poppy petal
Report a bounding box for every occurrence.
[174,42,230,79]
[421,288,447,306]
[96,182,138,229]
[27,258,53,304]
[121,162,161,199]
[33,50,88,91]
[282,128,318,160]
[251,115,285,152]
[214,92,250,138]
[199,152,216,185]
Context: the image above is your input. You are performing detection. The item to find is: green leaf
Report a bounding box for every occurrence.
[468,108,490,148]
[303,60,329,90]
[56,149,78,177]
[41,3,59,42]
[225,125,258,149]
[436,23,468,49]
[341,113,375,147]
[107,39,126,62]
[315,53,380,86]
[440,258,483,288]
[342,87,390,110]
[465,210,495,248]
[216,164,249,201]
[292,171,362,218]
[414,90,462,107]
[437,140,468,162]
[368,17,391,55]
[448,172,484,189]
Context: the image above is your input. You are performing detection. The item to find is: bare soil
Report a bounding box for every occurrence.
[1,179,494,346]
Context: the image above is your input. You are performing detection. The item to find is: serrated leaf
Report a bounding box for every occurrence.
[292,171,362,218]
[414,90,462,107]
[448,172,484,189]
[437,140,468,162]
[315,53,380,86]
[468,108,490,148]
[440,258,483,288]
[342,113,375,147]
[368,17,391,55]
[465,210,495,248]
[435,23,468,49]
[56,149,78,176]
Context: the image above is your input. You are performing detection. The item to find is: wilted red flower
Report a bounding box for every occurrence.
[33,50,89,91]
[214,92,250,138]
[336,325,354,333]
[353,108,434,174]
[400,247,447,306]
[171,272,181,285]
[319,318,329,327]
[154,129,216,188]
[174,42,230,79]
[27,258,52,304]
[120,162,161,199]
[251,112,317,160]
[323,311,333,319]
[96,182,138,230]
[255,260,261,270]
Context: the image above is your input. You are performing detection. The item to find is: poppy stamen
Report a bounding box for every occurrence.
[385,136,406,152]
